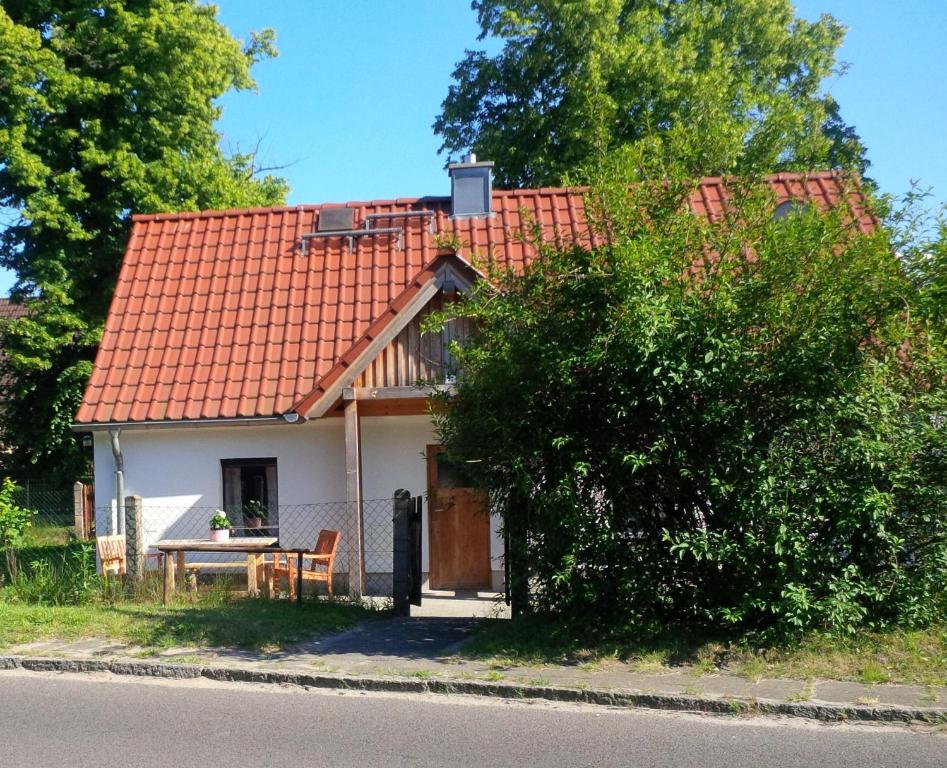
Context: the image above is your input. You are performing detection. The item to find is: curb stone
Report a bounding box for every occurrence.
[1,655,945,725]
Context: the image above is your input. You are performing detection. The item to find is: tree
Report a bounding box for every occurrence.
[432,168,947,638]
[435,0,869,187]
[0,1,288,479]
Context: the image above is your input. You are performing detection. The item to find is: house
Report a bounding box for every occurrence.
[73,160,870,596]
[0,297,28,390]
[0,298,28,456]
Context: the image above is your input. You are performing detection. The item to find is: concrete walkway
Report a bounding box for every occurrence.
[6,613,946,722]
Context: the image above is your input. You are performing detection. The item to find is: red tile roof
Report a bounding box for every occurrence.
[75,172,872,426]
[0,298,27,321]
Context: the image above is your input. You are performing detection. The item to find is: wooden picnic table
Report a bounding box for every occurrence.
[154,538,316,606]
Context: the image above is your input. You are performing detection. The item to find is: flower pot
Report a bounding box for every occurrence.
[244,516,263,530]
[209,528,230,542]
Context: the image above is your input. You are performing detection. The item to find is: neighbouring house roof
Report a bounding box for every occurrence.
[0,298,27,322]
[75,172,873,427]
[0,298,28,392]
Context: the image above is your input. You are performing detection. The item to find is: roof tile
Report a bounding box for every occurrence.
[76,173,870,425]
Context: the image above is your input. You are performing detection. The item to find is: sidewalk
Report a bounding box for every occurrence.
[4,615,946,724]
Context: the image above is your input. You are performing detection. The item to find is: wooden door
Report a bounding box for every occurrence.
[427,445,491,590]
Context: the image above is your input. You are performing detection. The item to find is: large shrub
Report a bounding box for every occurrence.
[434,173,947,639]
[0,478,35,582]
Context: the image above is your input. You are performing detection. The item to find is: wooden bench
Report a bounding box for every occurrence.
[96,534,164,578]
[183,559,267,591]
[153,538,277,603]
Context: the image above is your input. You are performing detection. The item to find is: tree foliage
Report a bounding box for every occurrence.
[0,1,288,478]
[433,166,947,638]
[436,0,869,187]
[0,477,34,582]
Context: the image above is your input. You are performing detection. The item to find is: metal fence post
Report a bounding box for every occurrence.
[507,491,530,618]
[73,482,86,539]
[124,494,144,585]
[392,489,411,616]
[410,496,422,607]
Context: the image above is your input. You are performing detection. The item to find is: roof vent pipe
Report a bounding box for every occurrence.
[448,155,494,218]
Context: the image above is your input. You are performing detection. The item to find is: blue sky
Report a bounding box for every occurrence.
[1,1,944,293]
[211,0,947,206]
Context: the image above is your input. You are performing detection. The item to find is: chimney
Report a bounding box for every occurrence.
[448,152,494,218]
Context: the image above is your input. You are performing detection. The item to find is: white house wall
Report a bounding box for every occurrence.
[360,415,504,587]
[92,421,345,565]
[93,414,504,588]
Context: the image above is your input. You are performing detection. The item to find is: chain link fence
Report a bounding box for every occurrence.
[98,497,397,596]
[11,480,80,547]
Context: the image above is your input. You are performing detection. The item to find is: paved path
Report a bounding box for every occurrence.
[13,614,946,714]
[1,671,944,768]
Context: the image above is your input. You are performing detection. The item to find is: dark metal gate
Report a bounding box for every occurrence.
[392,490,423,615]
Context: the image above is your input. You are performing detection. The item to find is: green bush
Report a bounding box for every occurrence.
[8,540,99,605]
[434,172,947,640]
[0,478,35,582]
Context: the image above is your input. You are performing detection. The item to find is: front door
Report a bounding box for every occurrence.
[426,445,491,590]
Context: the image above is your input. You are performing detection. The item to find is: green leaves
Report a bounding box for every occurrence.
[0,477,35,582]
[436,0,868,187]
[0,2,288,478]
[435,171,947,639]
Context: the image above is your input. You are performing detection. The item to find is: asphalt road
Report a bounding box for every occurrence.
[1,671,944,768]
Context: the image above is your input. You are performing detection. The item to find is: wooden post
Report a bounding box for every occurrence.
[83,484,95,537]
[162,549,174,605]
[247,553,258,596]
[344,398,365,597]
[124,494,145,586]
[72,482,86,539]
[296,551,304,607]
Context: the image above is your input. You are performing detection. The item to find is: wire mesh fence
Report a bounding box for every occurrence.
[97,497,397,596]
[10,480,79,546]
[12,481,73,525]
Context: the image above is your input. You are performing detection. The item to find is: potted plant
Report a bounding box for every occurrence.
[209,511,232,542]
[242,500,268,531]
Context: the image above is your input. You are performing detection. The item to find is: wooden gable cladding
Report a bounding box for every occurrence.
[354,291,471,389]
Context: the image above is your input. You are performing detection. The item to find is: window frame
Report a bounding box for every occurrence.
[220,457,279,537]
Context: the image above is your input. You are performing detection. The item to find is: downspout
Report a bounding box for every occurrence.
[109,427,125,535]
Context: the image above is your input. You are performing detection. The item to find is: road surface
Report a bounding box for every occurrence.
[0,671,943,767]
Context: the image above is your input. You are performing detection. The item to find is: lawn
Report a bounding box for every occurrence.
[21,523,76,548]
[0,595,374,654]
[462,614,947,687]
[0,540,376,653]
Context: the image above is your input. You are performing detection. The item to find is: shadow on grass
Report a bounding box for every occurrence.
[1,541,86,582]
[109,596,381,653]
[1,560,384,654]
[460,614,947,687]
[460,612,724,667]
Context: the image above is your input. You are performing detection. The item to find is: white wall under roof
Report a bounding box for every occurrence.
[92,415,503,587]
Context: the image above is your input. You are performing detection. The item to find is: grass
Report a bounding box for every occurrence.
[461,614,947,687]
[725,629,947,686]
[22,524,76,548]
[785,681,815,702]
[0,595,374,654]
[0,545,377,654]
[1,538,86,582]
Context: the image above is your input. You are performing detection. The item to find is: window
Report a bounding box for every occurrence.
[221,458,278,536]
[773,200,813,221]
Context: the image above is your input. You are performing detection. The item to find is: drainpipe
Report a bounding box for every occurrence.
[109,427,125,535]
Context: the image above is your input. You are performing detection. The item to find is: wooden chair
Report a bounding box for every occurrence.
[270,529,340,599]
[96,534,126,578]
[96,534,164,578]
